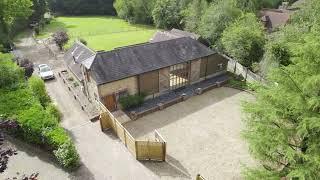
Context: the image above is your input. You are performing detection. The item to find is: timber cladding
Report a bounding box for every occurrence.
[200,54,228,78]
[99,102,166,161]
[138,70,159,95]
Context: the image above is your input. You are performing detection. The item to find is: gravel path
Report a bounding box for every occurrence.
[124,87,256,180]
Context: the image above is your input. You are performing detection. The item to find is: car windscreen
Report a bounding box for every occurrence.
[40,67,51,72]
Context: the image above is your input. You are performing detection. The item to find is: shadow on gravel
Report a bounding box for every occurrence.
[142,155,191,179]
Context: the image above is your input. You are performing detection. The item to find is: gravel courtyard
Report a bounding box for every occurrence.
[124,87,256,180]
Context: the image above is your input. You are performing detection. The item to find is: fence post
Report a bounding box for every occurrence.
[124,129,127,147]
[245,67,248,82]
[135,141,138,160]
[234,61,237,74]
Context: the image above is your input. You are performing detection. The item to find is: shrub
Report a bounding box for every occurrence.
[44,127,69,149]
[54,140,80,169]
[46,103,62,122]
[17,106,58,144]
[52,30,69,50]
[119,93,146,109]
[28,76,51,107]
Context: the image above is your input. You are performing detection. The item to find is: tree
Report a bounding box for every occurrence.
[242,29,320,179]
[183,0,208,33]
[221,13,265,67]
[29,0,47,23]
[52,30,69,50]
[114,0,155,24]
[0,0,33,45]
[198,0,242,49]
[152,0,182,29]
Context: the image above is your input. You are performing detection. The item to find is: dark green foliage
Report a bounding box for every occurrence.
[30,0,47,23]
[242,0,320,178]
[119,93,146,109]
[198,0,242,49]
[183,0,208,33]
[152,0,182,29]
[48,0,116,15]
[221,13,265,67]
[29,76,51,107]
[114,0,156,24]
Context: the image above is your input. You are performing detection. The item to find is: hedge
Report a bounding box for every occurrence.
[0,57,80,169]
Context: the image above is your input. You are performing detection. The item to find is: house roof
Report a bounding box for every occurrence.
[89,37,215,85]
[64,41,95,81]
[150,28,200,43]
[260,9,291,31]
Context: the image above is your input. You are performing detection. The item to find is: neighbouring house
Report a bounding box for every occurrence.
[64,31,228,112]
[259,1,304,32]
[260,9,291,32]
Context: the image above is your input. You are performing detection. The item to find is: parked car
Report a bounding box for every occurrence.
[38,64,55,80]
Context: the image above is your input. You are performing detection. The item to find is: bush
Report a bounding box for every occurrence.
[119,93,146,109]
[46,103,62,122]
[54,140,80,169]
[44,127,70,149]
[28,76,51,107]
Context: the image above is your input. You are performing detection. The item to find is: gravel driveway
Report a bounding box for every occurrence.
[124,87,256,180]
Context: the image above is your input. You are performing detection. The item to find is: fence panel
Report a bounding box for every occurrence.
[98,101,166,162]
[126,133,136,156]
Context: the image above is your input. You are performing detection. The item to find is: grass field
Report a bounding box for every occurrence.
[38,16,157,51]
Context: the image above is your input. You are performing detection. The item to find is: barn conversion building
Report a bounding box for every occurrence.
[65,34,228,112]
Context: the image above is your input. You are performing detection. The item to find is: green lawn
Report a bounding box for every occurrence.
[38,16,157,51]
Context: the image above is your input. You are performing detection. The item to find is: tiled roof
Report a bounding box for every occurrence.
[90,37,215,85]
[64,41,95,81]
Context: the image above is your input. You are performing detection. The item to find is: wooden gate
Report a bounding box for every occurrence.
[103,94,117,112]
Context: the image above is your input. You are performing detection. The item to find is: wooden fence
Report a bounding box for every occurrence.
[99,101,166,161]
[224,55,266,83]
[196,174,206,180]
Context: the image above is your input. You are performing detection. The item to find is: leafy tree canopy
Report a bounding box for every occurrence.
[221,13,265,67]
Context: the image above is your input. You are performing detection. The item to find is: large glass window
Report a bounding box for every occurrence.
[169,63,189,90]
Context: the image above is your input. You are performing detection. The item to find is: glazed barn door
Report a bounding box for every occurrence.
[103,94,117,112]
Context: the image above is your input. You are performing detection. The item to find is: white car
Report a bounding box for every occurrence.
[38,64,55,80]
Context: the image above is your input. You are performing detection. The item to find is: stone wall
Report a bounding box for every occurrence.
[98,76,139,98]
[159,67,170,92]
[190,59,201,84]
